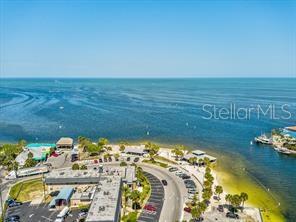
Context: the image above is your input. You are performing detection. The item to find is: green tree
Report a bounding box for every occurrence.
[24,158,37,168]
[145,142,160,161]
[240,192,248,211]
[72,163,80,170]
[18,139,27,148]
[230,194,242,211]
[119,144,125,152]
[188,157,197,165]
[198,158,203,166]
[225,194,232,206]
[215,185,223,200]
[28,152,33,159]
[191,206,201,220]
[203,157,211,167]
[98,138,109,148]
[114,153,120,159]
[192,192,199,206]
[130,190,141,210]
[86,143,102,155]
[122,185,131,216]
[172,145,185,160]
[202,187,213,201]
[80,165,87,170]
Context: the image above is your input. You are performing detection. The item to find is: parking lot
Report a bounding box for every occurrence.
[138,172,164,222]
[6,202,80,222]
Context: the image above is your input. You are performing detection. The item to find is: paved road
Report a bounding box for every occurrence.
[138,172,164,222]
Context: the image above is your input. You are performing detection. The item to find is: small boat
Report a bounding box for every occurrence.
[254,134,273,145]
[274,146,292,154]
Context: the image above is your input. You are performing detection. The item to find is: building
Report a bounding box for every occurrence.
[56,137,73,149]
[124,145,147,156]
[26,143,55,161]
[15,150,29,167]
[45,166,136,191]
[86,177,122,222]
[182,150,216,164]
[49,187,74,208]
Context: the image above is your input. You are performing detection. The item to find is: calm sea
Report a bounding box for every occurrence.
[0,78,295,220]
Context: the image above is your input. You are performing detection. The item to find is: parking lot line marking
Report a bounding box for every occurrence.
[41,216,53,221]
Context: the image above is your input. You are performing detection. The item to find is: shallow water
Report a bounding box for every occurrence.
[0,78,295,220]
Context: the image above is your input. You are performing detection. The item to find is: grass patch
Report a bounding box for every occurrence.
[9,179,44,202]
[142,159,168,168]
[155,155,177,164]
[121,212,138,222]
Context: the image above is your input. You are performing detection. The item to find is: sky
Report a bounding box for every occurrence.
[0,0,295,78]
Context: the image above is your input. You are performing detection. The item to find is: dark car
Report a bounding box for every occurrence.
[5,198,16,205]
[217,205,224,212]
[115,158,119,161]
[5,215,20,220]
[226,212,239,219]
[49,191,60,197]
[161,179,168,186]
[168,167,178,172]
[184,207,191,213]
[181,174,191,179]
[134,157,140,162]
[108,157,112,162]
[99,158,103,163]
[104,158,107,162]
[8,201,22,208]
[80,208,89,213]
[127,157,131,161]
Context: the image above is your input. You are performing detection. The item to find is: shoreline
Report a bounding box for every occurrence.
[1,139,286,221]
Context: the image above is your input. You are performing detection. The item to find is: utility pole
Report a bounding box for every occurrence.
[42,173,46,202]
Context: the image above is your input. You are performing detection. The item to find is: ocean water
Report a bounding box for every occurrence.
[0,78,296,220]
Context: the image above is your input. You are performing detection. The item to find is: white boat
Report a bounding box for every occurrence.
[274,146,292,154]
[254,134,272,145]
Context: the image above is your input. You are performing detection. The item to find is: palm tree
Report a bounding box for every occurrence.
[203,157,210,166]
[225,194,232,206]
[119,143,125,152]
[98,137,109,148]
[191,206,201,220]
[145,142,159,161]
[215,185,223,200]
[122,186,131,215]
[130,190,141,210]
[172,145,185,160]
[240,192,248,211]
[198,158,203,167]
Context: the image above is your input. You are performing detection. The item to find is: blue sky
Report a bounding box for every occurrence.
[0,0,295,78]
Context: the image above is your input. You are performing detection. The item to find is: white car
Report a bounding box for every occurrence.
[175,171,183,176]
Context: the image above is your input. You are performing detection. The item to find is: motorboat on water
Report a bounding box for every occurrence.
[254,134,273,145]
[274,146,293,155]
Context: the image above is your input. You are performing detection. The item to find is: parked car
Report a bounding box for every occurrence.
[50,152,59,157]
[181,174,191,179]
[185,183,196,189]
[175,171,183,176]
[134,157,140,162]
[103,158,107,162]
[80,208,89,213]
[8,201,22,208]
[188,189,196,194]
[55,150,63,155]
[127,157,131,161]
[115,158,119,161]
[78,212,88,219]
[184,207,191,213]
[5,215,20,221]
[144,204,156,212]
[99,158,103,163]
[226,212,239,219]
[49,191,60,197]
[161,179,168,186]
[217,205,224,212]
[108,157,112,162]
[168,167,178,172]
[93,159,98,164]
